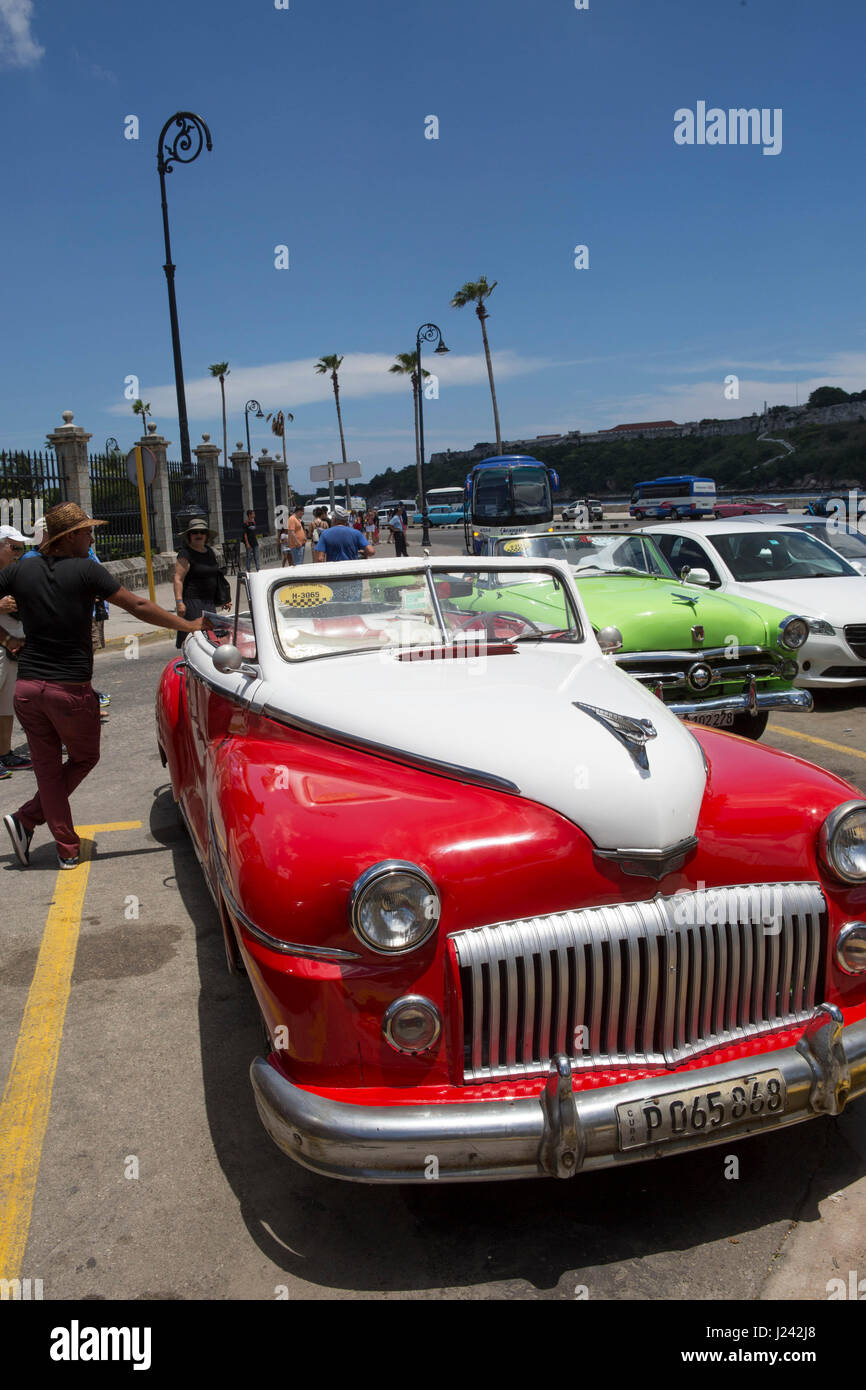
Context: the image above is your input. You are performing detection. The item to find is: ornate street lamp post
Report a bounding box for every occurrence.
[414,323,449,547]
[244,399,265,458]
[157,110,213,532]
[105,437,120,459]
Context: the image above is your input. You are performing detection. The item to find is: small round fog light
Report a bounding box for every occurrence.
[383,996,442,1054]
[836,922,866,975]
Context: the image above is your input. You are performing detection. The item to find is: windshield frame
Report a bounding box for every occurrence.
[266,561,586,663]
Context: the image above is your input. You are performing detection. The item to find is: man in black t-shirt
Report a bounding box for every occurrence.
[0,503,209,871]
[242,511,259,572]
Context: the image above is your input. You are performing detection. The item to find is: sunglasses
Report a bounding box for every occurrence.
[189,529,208,536]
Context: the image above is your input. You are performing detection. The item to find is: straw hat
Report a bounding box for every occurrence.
[181,517,217,543]
[39,503,106,549]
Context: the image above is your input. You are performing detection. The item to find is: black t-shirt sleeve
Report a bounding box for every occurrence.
[0,562,15,596]
[82,559,121,598]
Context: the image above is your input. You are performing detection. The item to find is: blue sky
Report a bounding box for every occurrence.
[1,0,864,484]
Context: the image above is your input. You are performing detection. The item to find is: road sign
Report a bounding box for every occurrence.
[310,460,361,482]
[126,446,156,488]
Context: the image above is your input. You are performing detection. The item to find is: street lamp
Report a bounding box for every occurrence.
[105,437,120,459]
[415,323,449,547]
[157,110,213,532]
[244,400,265,458]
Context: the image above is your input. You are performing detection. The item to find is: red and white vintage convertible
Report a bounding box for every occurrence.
[156,556,866,1182]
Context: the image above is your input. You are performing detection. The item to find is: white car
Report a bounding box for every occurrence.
[638,519,866,687]
[747,514,866,577]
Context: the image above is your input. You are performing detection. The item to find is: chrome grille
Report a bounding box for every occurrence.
[615,645,783,691]
[451,883,826,1082]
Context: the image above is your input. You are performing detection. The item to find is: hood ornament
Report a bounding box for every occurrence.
[573,702,658,771]
[672,592,699,608]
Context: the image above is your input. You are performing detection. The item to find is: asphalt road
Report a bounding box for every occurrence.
[1,556,864,1303]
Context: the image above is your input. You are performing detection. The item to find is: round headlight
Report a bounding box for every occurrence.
[836,923,866,975]
[349,861,440,954]
[819,802,866,884]
[383,995,442,1053]
[778,615,809,650]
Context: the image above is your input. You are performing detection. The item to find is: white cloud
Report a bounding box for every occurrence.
[107,350,551,423]
[0,0,44,68]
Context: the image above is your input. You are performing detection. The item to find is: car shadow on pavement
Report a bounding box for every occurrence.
[151,786,866,1299]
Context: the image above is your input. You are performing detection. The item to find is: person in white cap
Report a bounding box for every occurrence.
[0,524,33,775]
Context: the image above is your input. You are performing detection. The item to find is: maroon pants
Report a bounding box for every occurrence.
[13,679,101,859]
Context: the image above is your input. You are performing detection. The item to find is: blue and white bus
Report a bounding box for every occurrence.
[464,455,559,552]
[629,475,716,520]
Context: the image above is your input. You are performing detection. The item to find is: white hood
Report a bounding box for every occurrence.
[726,574,866,622]
[267,645,707,852]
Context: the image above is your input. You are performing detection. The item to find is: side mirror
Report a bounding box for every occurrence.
[597,625,623,654]
[681,566,711,586]
[213,644,243,673]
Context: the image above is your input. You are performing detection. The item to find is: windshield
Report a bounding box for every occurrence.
[493,531,675,578]
[790,522,866,562]
[270,568,583,660]
[473,466,550,520]
[712,529,858,581]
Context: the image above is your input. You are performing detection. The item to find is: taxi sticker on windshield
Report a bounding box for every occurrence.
[277,583,334,607]
[502,539,529,555]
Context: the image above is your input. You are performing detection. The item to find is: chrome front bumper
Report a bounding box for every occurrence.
[250,1005,866,1183]
[667,688,813,719]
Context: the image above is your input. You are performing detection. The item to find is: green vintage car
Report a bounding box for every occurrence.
[452,528,814,738]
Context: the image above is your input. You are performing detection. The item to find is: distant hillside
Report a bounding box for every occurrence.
[367,420,866,498]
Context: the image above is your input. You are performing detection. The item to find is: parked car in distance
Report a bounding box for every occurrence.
[713,498,788,518]
[467,527,812,738]
[412,503,465,526]
[156,557,866,1183]
[748,514,866,577]
[638,519,866,686]
[562,498,604,522]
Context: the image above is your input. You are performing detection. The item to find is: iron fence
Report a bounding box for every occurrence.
[166,459,209,544]
[89,452,157,560]
[0,448,66,535]
[219,464,244,542]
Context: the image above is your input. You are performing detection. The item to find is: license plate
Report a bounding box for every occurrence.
[616,1070,787,1150]
[689,710,735,727]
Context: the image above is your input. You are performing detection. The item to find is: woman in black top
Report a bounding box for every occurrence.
[173,519,230,648]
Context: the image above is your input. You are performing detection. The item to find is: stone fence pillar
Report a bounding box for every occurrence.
[46,411,92,519]
[256,450,277,536]
[274,462,290,510]
[141,424,174,553]
[230,443,253,515]
[193,434,224,546]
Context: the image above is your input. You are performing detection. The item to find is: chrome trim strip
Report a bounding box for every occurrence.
[260,703,521,794]
[616,645,767,663]
[213,849,361,961]
[249,1008,866,1182]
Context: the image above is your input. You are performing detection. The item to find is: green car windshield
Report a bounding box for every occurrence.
[271,567,583,661]
[493,531,676,579]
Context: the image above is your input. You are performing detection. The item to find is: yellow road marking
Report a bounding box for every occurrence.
[767,724,866,763]
[0,820,141,1281]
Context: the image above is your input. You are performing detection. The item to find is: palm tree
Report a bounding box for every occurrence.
[268,409,295,504]
[208,362,230,468]
[131,398,152,435]
[389,351,430,522]
[314,354,349,507]
[450,276,502,454]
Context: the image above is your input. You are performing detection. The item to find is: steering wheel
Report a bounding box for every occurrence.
[451,610,543,640]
